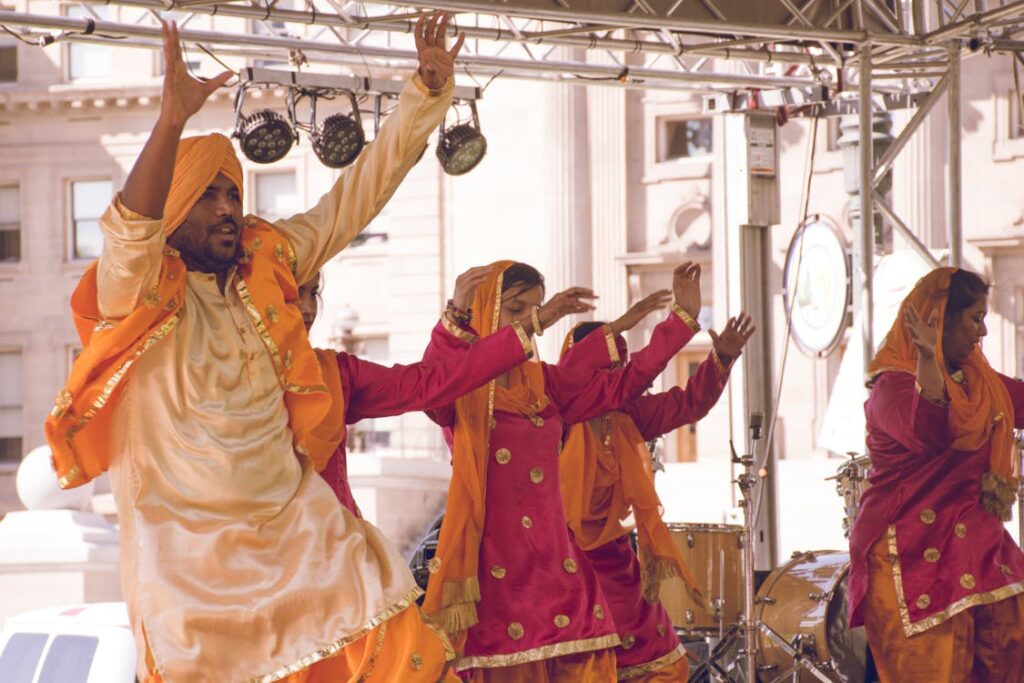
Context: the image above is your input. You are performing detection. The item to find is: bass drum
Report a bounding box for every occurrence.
[755,550,868,683]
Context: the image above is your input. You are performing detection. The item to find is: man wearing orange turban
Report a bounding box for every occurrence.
[45,16,468,683]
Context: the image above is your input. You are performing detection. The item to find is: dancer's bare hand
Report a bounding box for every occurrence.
[610,290,672,335]
[538,287,597,330]
[673,262,702,319]
[709,313,756,366]
[451,266,493,312]
[904,305,938,360]
[159,20,233,129]
[414,12,465,91]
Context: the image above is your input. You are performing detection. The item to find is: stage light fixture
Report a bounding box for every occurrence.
[436,101,487,176]
[310,92,365,168]
[232,84,297,164]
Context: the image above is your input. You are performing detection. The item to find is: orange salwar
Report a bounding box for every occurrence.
[863,536,1024,683]
[146,605,459,683]
[466,649,617,682]
[619,653,688,682]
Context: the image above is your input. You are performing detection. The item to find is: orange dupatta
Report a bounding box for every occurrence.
[45,134,330,489]
[423,261,549,639]
[868,267,1018,520]
[558,328,705,607]
[305,348,347,472]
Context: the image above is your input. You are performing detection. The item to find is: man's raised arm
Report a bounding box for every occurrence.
[97,21,231,319]
[275,13,465,285]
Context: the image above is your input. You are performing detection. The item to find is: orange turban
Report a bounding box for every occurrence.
[163,133,244,234]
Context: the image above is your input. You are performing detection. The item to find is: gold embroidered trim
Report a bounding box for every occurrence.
[57,465,82,489]
[616,644,686,680]
[915,381,949,407]
[93,320,116,332]
[602,323,620,364]
[455,633,621,670]
[672,303,700,332]
[981,471,1017,521]
[441,312,479,343]
[246,587,423,683]
[60,308,185,487]
[51,389,72,418]
[509,320,534,360]
[888,524,1024,637]
[234,278,328,396]
[418,610,457,662]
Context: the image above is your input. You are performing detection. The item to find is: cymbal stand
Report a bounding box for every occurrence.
[734,412,762,682]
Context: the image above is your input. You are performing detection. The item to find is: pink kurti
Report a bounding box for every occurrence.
[427,311,696,673]
[560,331,729,676]
[315,322,533,517]
[849,370,1024,635]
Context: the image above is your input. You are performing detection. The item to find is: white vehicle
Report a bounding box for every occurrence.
[0,602,136,683]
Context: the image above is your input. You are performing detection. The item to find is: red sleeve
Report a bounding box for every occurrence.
[865,371,951,457]
[623,351,731,440]
[544,307,697,425]
[998,373,1024,429]
[343,319,532,423]
[557,324,618,371]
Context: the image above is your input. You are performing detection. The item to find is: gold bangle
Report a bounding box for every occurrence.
[531,305,544,337]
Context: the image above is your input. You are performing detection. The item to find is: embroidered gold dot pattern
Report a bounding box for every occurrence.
[530,467,544,484]
[529,415,545,428]
[915,594,931,609]
[554,614,570,628]
[508,622,525,640]
[960,573,976,590]
[924,547,940,563]
[1002,564,1014,576]
[428,557,441,574]
[919,509,936,524]
[521,515,533,529]
[656,623,666,636]
[955,523,967,538]
[410,653,423,671]
[495,448,512,465]
[489,417,498,430]
[563,558,578,574]
[143,290,162,308]
[622,634,636,650]
[491,565,507,579]
[593,605,604,620]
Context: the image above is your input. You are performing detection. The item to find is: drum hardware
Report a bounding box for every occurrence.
[755,596,776,605]
[757,623,834,683]
[807,591,833,602]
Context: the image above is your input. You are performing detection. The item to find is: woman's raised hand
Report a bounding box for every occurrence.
[609,290,673,335]
[904,305,939,360]
[451,266,493,312]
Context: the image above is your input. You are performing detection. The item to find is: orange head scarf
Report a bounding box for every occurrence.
[558,326,706,608]
[423,261,549,639]
[163,133,244,235]
[869,267,1018,519]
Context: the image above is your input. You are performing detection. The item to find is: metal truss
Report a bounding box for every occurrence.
[0,0,1022,364]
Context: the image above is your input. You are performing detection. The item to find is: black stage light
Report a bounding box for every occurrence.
[236,110,296,164]
[436,101,487,176]
[311,92,365,168]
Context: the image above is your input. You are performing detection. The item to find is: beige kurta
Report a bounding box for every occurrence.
[98,75,452,683]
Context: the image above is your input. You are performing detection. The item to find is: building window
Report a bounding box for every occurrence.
[0,185,19,262]
[0,7,17,84]
[67,6,112,81]
[0,349,22,464]
[71,179,112,260]
[254,171,297,223]
[670,351,706,463]
[658,117,713,162]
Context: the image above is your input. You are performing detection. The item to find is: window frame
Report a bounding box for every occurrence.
[0,345,24,469]
[251,168,300,224]
[63,4,114,83]
[0,182,22,265]
[67,176,114,262]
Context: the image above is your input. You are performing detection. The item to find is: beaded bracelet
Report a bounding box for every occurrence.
[446,299,472,326]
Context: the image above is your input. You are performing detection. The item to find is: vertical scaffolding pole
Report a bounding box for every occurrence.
[859,43,876,370]
[948,43,963,267]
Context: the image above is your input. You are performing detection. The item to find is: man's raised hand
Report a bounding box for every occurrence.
[159,20,233,129]
[414,12,465,91]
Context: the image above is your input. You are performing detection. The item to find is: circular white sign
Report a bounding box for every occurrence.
[784,220,851,356]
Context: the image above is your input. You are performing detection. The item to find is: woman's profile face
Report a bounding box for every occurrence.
[942,296,988,368]
[497,284,544,331]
